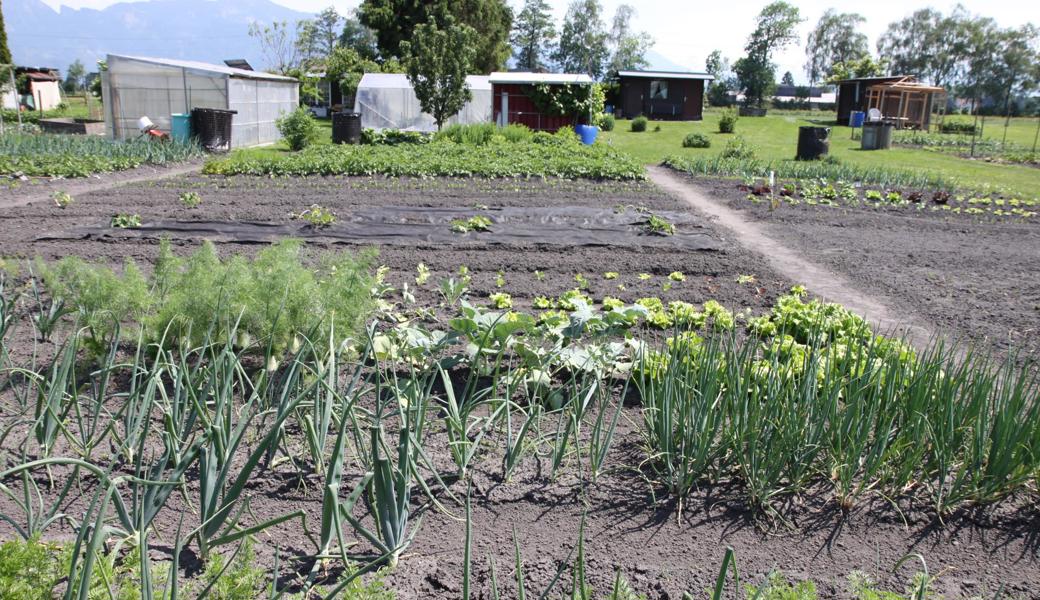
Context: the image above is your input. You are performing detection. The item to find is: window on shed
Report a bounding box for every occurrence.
[650,80,668,100]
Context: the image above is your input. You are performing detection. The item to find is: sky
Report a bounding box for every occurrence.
[38,0,1040,84]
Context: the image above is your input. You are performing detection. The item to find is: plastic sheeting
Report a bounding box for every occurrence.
[103,54,299,148]
[353,73,492,131]
[38,206,720,251]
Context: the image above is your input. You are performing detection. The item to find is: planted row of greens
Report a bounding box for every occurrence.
[664,154,956,190]
[204,136,647,181]
[0,133,203,177]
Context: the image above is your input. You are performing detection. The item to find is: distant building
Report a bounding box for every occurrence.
[835,75,946,130]
[2,67,63,111]
[616,70,714,121]
[490,72,594,132]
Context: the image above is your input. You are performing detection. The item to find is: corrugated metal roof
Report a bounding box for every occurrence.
[357,73,491,91]
[107,54,297,82]
[489,72,593,85]
[618,70,714,81]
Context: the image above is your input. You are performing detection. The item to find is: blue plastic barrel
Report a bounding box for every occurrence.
[171,113,192,143]
[849,111,865,128]
[576,124,599,145]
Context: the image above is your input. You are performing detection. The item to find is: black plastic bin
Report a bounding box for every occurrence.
[796,126,831,160]
[191,107,237,152]
[332,112,362,144]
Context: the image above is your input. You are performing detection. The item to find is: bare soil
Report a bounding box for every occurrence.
[0,174,1038,599]
[670,171,1040,361]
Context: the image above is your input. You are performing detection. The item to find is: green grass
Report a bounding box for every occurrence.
[601,108,1040,197]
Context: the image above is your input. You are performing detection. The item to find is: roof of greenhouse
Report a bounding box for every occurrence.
[107,55,297,83]
[357,73,491,90]
[489,72,593,85]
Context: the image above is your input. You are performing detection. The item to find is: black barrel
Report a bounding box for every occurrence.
[796,126,830,160]
[191,108,237,152]
[332,112,362,144]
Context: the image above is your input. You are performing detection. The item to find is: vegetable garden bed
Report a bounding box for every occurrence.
[0,173,1037,599]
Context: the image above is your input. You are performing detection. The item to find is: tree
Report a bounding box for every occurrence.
[876,7,972,87]
[402,17,477,129]
[339,12,380,61]
[606,4,653,74]
[0,0,11,66]
[510,0,556,72]
[781,71,794,86]
[552,0,609,79]
[989,25,1040,136]
[804,10,868,85]
[359,0,512,73]
[826,55,888,83]
[296,7,343,67]
[64,60,86,93]
[737,1,802,108]
[249,21,300,74]
[705,50,733,107]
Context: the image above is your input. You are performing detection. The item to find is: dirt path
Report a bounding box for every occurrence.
[648,165,934,344]
[0,160,204,210]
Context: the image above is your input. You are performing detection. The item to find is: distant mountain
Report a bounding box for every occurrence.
[644,50,693,73]
[6,0,311,74]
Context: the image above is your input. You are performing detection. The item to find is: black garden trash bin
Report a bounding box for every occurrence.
[191,107,237,152]
[332,112,362,144]
[796,126,830,160]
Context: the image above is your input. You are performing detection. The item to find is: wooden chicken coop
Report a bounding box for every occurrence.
[837,75,947,131]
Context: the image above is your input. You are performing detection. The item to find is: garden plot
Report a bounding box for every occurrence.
[1,173,1039,600]
[681,173,1040,360]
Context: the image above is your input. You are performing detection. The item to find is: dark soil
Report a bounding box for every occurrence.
[1,174,1038,599]
[683,174,1040,361]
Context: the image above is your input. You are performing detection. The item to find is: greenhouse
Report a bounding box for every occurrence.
[101,54,299,148]
[353,73,492,131]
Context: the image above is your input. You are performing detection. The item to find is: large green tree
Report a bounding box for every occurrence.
[510,0,556,72]
[0,0,11,66]
[736,1,802,108]
[401,17,477,129]
[339,10,380,61]
[804,9,869,85]
[296,7,343,67]
[359,0,511,73]
[606,4,653,75]
[876,7,972,87]
[552,0,609,79]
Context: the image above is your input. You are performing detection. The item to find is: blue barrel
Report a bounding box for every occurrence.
[576,124,599,145]
[849,111,865,128]
[171,113,192,143]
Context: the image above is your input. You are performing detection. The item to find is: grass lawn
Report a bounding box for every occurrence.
[601,108,1040,197]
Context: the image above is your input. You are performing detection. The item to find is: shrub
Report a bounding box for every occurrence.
[682,132,711,148]
[501,123,533,143]
[361,128,431,145]
[940,121,978,135]
[719,136,756,160]
[631,116,649,132]
[718,110,738,133]
[436,122,497,145]
[276,107,319,151]
[597,113,615,131]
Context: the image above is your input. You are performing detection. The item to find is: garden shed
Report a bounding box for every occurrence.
[353,73,492,131]
[2,67,63,111]
[490,72,594,132]
[101,54,299,148]
[836,75,945,130]
[616,70,713,120]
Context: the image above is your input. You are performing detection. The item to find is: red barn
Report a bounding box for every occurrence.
[489,72,594,132]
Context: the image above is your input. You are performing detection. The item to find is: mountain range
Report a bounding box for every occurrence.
[6,0,310,73]
[6,0,692,76]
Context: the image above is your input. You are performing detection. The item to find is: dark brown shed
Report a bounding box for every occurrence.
[616,70,714,121]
